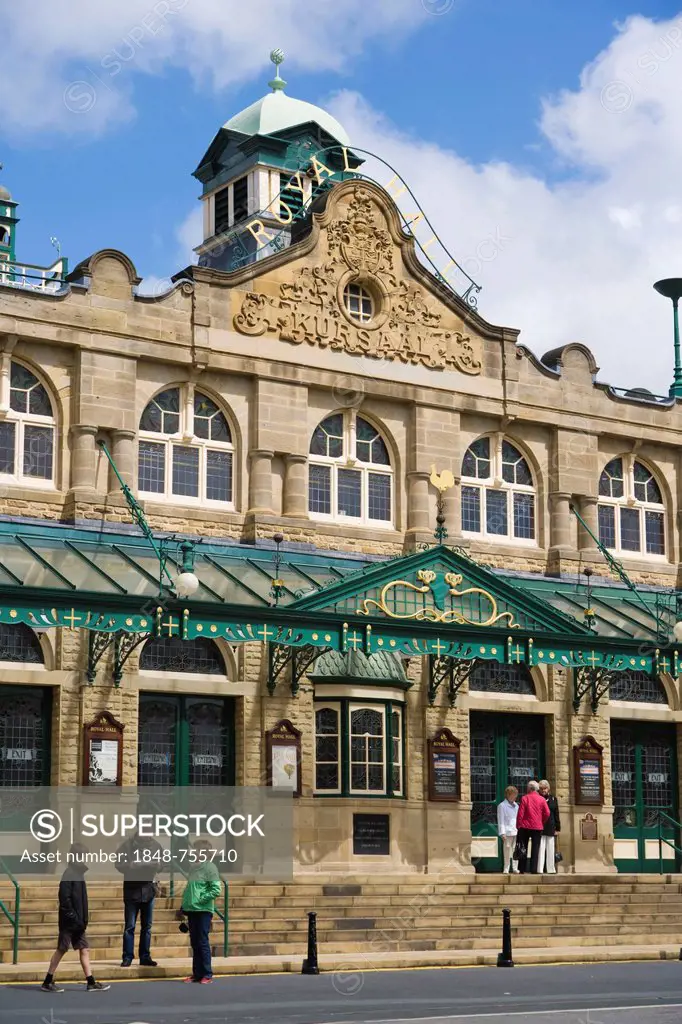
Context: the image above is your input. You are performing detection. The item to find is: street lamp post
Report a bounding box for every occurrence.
[653,278,682,398]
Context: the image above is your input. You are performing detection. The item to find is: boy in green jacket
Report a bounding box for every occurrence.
[180,839,222,984]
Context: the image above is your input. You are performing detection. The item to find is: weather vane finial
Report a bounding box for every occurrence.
[269,48,287,92]
[429,466,454,544]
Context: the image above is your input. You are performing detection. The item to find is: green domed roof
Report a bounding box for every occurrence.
[223,50,350,147]
[308,650,408,685]
[0,184,11,201]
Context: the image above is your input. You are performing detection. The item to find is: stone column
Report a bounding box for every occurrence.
[283,454,308,518]
[549,491,572,550]
[69,424,98,493]
[109,429,136,494]
[248,449,274,514]
[406,471,430,538]
[577,494,599,551]
[443,478,461,543]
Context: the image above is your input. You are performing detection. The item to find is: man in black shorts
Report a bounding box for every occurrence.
[41,843,110,993]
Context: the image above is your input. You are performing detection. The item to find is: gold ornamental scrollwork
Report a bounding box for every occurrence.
[356,569,519,628]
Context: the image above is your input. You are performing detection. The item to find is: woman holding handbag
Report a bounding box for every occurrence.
[538,779,561,873]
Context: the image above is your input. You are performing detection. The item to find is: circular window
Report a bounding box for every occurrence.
[344,283,374,323]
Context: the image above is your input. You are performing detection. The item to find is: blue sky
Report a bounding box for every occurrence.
[2,2,682,388]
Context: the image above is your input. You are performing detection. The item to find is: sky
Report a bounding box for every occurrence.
[2,0,682,393]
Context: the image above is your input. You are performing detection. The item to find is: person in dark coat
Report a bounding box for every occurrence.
[41,843,110,993]
[538,779,561,873]
[115,831,163,967]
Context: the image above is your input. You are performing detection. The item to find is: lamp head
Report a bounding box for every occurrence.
[673,620,682,643]
[175,571,200,599]
[654,278,682,302]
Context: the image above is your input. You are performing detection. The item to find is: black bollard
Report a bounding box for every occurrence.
[301,910,320,975]
[496,907,514,968]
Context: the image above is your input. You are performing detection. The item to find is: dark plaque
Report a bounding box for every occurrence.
[573,735,604,806]
[265,719,302,797]
[353,813,390,856]
[428,728,461,802]
[83,711,124,787]
[580,813,598,841]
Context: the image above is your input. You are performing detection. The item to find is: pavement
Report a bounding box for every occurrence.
[2,941,682,983]
[3,961,682,1024]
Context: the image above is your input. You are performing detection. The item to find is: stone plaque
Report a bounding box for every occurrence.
[83,711,124,787]
[353,813,390,856]
[580,813,598,841]
[428,728,461,802]
[265,719,301,797]
[573,735,604,806]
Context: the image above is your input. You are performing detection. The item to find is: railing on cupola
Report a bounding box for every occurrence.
[0,255,68,293]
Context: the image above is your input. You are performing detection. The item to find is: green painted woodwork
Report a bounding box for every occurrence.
[138,694,235,788]
[0,193,18,263]
[0,519,679,684]
[612,721,680,873]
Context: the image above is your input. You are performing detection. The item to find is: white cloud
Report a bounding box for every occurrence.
[326,13,682,393]
[0,0,425,137]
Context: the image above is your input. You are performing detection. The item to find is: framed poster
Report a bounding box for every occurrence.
[83,711,124,787]
[265,719,301,796]
[427,728,461,802]
[580,813,598,841]
[573,735,604,806]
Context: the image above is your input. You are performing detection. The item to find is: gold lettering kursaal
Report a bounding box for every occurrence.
[233,187,482,374]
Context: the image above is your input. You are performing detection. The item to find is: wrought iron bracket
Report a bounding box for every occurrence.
[428,656,478,706]
[268,643,330,696]
[573,666,615,714]
[86,629,149,687]
[86,630,115,685]
[113,631,150,687]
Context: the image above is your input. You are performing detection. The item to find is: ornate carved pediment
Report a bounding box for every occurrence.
[233,185,482,374]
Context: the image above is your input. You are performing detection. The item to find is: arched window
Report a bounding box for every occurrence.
[0,623,44,664]
[139,636,225,675]
[610,671,667,704]
[308,412,393,526]
[598,457,665,556]
[0,362,55,485]
[461,436,535,542]
[0,227,9,246]
[468,661,535,695]
[138,385,234,505]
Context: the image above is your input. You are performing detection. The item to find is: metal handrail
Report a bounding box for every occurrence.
[0,857,20,965]
[169,856,229,958]
[657,810,682,873]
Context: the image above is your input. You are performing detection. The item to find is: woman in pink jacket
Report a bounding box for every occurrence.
[515,780,550,874]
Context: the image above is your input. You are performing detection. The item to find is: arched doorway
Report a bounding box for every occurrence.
[469,661,544,872]
[137,637,235,787]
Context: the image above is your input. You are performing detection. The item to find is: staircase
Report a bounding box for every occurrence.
[2,874,682,964]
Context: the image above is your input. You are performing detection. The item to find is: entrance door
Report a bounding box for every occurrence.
[470,712,545,872]
[612,722,679,872]
[138,694,235,787]
[0,686,51,787]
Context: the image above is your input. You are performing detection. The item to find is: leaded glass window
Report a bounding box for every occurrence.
[138,386,234,506]
[313,699,404,797]
[598,457,665,557]
[609,671,668,704]
[461,436,536,542]
[0,362,55,485]
[0,624,43,664]
[469,661,536,695]
[139,636,225,675]
[308,412,393,526]
[0,688,49,787]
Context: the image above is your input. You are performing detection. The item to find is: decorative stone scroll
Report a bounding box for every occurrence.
[233,187,482,374]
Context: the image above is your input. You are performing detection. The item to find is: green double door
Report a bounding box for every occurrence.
[470,712,545,872]
[138,694,235,787]
[612,722,679,873]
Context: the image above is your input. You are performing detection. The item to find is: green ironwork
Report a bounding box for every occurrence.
[654,279,682,399]
[0,857,20,964]
[428,655,476,706]
[97,441,175,594]
[573,665,616,715]
[268,643,330,697]
[658,810,682,874]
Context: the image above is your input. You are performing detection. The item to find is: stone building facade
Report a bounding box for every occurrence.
[1,63,681,882]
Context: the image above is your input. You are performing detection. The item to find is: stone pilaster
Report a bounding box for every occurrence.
[248,449,274,513]
[69,424,98,494]
[109,428,136,494]
[577,494,599,552]
[282,453,308,518]
[406,471,430,548]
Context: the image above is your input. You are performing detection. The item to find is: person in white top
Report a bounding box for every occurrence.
[497,785,519,874]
